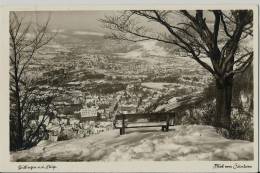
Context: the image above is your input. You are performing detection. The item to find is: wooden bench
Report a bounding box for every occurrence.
[113,112,175,135]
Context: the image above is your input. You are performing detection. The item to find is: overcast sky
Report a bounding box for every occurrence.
[15,11,116,32]
[14,11,215,35]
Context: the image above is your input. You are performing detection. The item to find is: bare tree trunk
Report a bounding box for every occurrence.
[13,46,24,149]
[15,78,23,149]
[215,77,233,130]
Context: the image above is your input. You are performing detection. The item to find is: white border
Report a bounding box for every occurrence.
[0,4,259,173]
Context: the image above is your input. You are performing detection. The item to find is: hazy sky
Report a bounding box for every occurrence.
[15,11,115,32]
[14,11,214,34]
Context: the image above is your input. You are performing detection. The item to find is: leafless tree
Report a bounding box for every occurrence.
[100,10,253,130]
[9,12,56,150]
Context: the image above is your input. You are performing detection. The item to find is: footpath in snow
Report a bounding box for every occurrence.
[11,125,253,161]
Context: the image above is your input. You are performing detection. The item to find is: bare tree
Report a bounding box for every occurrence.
[9,12,55,150]
[100,10,253,130]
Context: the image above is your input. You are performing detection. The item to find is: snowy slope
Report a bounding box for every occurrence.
[11,125,253,161]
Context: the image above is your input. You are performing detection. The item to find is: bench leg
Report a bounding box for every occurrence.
[122,127,125,135]
[162,125,169,132]
[121,115,126,135]
[161,126,165,132]
[165,125,169,132]
[120,127,125,135]
[165,115,170,132]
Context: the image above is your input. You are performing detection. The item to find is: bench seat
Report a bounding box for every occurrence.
[114,112,176,135]
[114,122,168,128]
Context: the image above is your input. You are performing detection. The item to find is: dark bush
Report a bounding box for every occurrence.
[229,109,253,141]
[176,65,253,141]
[177,101,215,126]
[57,134,70,141]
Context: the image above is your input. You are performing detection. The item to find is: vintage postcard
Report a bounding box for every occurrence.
[0,4,259,172]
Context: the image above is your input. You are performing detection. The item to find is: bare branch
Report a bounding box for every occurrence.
[225,51,253,78]
[220,12,232,38]
[101,10,253,79]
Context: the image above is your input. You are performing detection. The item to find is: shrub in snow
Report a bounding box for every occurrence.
[57,128,75,141]
[215,127,230,139]
[229,108,253,141]
[174,93,253,141]
[57,134,68,141]
[176,101,215,126]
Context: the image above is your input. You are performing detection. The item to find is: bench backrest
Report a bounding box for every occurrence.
[115,112,175,122]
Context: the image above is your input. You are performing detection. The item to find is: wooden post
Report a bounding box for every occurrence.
[166,114,169,132]
[120,128,123,135]
[161,126,165,131]
[121,114,125,135]
[173,112,176,126]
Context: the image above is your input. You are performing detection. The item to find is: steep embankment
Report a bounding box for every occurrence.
[11,125,253,161]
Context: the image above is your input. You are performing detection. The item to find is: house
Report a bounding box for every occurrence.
[118,104,137,114]
[80,106,98,121]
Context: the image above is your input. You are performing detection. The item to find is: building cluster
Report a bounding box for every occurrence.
[72,83,165,121]
[45,116,113,142]
[25,43,213,143]
[115,84,163,114]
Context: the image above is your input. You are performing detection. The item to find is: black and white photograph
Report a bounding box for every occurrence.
[0,4,259,172]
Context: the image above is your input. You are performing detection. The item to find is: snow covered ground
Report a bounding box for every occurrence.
[11,125,253,162]
[141,82,174,90]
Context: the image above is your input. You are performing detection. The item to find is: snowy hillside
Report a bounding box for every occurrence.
[11,125,253,161]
